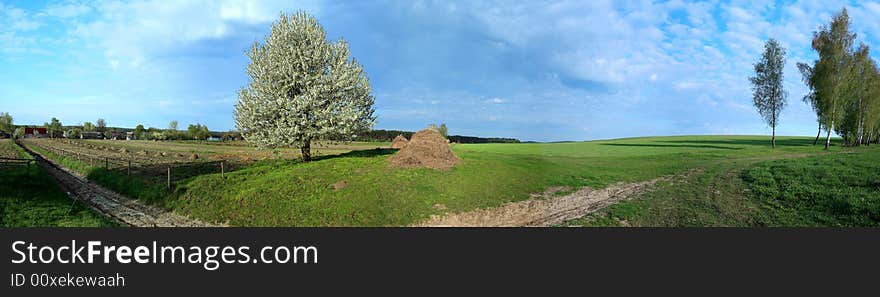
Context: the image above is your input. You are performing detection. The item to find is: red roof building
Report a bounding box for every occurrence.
[24,127,48,138]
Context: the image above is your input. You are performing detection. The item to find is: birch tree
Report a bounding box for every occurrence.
[749,38,787,148]
[797,62,824,145]
[234,11,375,161]
[810,8,856,149]
[866,61,880,144]
[837,44,872,145]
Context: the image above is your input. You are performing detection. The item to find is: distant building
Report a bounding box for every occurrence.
[126,132,135,140]
[24,127,48,138]
[108,131,126,140]
[220,131,243,141]
[80,131,103,139]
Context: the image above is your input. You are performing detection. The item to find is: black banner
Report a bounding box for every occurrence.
[1,228,878,295]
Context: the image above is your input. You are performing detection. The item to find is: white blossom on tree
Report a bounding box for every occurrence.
[234,11,376,161]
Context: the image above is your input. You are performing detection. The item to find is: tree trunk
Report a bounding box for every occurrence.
[813,124,821,145]
[824,120,833,150]
[857,120,864,146]
[301,139,312,162]
[771,127,776,148]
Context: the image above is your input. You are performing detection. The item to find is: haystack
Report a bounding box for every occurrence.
[391,134,409,149]
[389,129,458,169]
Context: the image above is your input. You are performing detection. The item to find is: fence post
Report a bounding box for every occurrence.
[105,158,108,169]
[128,159,131,176]
[221,161,225,179]
[167,167,171,190]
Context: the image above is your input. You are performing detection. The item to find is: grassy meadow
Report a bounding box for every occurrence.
[159,135,869,226]
[0,140,117,227]
[563,144,880,227]
[17,135,879,226]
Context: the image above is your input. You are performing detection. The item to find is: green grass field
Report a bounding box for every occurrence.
[0,140,117,227]
[19,135,878,227]
[562,139,880,227]
[158,135,873,226]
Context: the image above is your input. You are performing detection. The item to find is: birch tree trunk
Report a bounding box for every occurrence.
[771,126,776,148]
[824,120,834,150]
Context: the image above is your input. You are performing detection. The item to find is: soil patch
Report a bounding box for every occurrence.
[415,170,698,227]
[332,180,348,191]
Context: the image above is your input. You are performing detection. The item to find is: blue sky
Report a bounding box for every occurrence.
[1,0,879,142]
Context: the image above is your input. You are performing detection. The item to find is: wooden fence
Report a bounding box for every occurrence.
[23,141,227,189]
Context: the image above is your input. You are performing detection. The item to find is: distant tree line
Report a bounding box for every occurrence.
[355,129,519,143]
[446,135,521,144]
[0,114,241,142]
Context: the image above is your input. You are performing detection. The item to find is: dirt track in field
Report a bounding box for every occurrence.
[415,170,699,227]
[19,141,215,227]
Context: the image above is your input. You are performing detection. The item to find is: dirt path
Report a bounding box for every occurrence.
[417,151,837,227]
[416,170,698,227]
[18,141,215,227]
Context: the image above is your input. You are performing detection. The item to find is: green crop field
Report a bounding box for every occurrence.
[143,135,874,226]
[0,140,117,227]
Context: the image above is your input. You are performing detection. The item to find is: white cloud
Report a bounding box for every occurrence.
[0,3,42,55]
[43,3,92,19]
[72,0,320,69]
[1,4,41,31]
[485,97,506,104]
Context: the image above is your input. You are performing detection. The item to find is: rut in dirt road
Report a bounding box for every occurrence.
[416,170,698,227]
[18,141,216,227]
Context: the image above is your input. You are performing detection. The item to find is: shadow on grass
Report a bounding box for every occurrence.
[600,143,743,150]
[654,138,824,147]
[311,148,397,161]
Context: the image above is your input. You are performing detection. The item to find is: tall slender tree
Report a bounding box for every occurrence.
[838,44,873,145]
[865,59,880,145]
[749,38,787,148]
[797,62,824,145]
[810,8,856,149]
